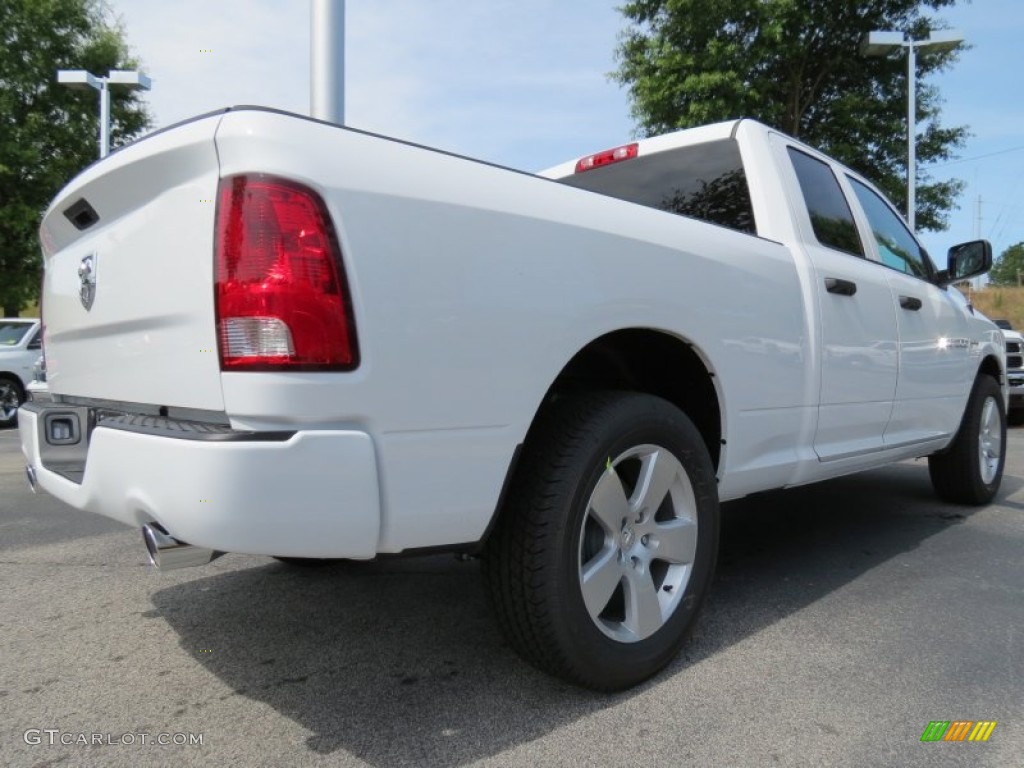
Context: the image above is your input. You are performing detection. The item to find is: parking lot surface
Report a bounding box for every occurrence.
[1,424,1021,767]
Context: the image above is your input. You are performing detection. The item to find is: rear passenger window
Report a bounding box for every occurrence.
[787,148,865,258]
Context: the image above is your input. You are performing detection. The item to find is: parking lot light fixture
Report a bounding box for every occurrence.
[860,30,964,232]
[57,69,152,158]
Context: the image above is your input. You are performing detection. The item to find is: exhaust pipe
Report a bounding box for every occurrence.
[142,523,224,571]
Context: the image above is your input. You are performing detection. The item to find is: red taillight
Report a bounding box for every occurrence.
[214,175,358,371]
[574,143,639,173]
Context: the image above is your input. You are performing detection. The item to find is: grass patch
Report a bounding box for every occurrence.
[960,286,1024,330]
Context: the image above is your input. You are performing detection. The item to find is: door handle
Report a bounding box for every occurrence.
[899,295,923,311]
[824,277,857,296]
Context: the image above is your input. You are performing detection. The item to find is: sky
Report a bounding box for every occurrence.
[108,0,1023,261]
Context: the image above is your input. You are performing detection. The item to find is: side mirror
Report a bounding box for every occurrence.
[938,240,992,286]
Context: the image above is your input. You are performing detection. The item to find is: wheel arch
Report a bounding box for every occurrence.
[532,329,724,469]
[977,353,1003,385]
[473,329,723,554]
[0,372,27,425]
[0,371,26,395]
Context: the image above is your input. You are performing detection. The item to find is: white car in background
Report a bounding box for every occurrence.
[0,318,42,427]
[27,354,51,404]
[1002,328,1024,423]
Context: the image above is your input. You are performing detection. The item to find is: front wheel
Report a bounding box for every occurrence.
[0,376,25,428]
[929,375,1006,505]
[483,392,719,691]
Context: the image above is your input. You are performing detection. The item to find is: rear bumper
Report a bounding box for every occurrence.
[18,403,381,558]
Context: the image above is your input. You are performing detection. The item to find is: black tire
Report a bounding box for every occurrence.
[0,376,25,429]
[1009,409,1024,427]
[483,391,719,691]
[928,375,1006,505]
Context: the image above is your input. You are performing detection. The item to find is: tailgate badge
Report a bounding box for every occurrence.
[78,253,97,310]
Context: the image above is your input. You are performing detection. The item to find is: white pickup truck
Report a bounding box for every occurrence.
[20,108,1004,690]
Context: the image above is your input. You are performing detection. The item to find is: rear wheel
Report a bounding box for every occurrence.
[0,376,25,428]
[929,375,1005,505]
[483,392,719,691]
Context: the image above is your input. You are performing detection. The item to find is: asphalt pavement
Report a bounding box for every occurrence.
[0,423,1021,767]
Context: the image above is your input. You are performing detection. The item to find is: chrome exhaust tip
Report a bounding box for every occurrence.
[25,465,37,493]
[142,523,224,571]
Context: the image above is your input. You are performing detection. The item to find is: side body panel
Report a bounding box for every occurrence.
[751,124,1002,486]
[212,111,812,550]
[883,272,978,445]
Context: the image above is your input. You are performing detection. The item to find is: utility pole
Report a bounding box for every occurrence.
[310,0,345,125]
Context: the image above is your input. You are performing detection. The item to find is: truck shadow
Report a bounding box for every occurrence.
[682,458,1018,663]
[150,460,1014,766]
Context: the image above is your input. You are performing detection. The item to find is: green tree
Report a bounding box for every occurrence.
[614,0,967,232]
[1,0,151,317]
[988,242,1024,287]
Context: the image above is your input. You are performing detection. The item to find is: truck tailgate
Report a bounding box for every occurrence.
[38,113,225,411]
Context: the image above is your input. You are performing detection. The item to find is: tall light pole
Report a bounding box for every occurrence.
[57,69,152,158]
[860,30,963,232]
[310,0,345,124]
